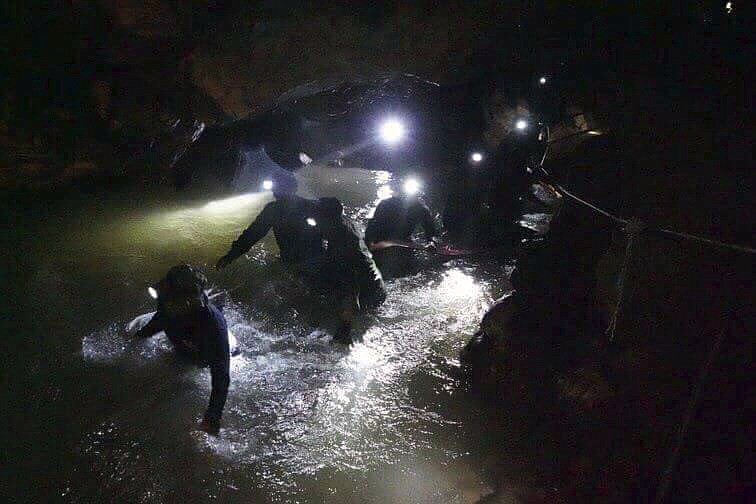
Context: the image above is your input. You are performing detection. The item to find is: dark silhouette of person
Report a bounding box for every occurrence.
[135,265,230,435]
[216,174,324,269]
[316,197,386,342]
[365,185,440,278]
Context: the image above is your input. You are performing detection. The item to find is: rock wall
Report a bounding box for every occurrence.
[462,125,753,501]
[2,0,528,188]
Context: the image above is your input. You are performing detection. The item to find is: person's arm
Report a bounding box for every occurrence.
[217,203,276,268]
[201,353,230,434]
[200,313,231,435]
[364,219,378,246]
[364,200,388,245]
[412,201,440,240]
[134,310,167,339]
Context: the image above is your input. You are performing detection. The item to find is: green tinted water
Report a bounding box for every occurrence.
[2,166,531,503]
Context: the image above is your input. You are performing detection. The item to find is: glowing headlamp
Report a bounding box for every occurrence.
[402,178,421,196]
[379,118,405,145]
[262,179,273,191]
[148,286,158,299]
[470,152,484,164]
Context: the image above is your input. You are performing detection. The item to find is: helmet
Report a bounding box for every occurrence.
[156,264,208,315]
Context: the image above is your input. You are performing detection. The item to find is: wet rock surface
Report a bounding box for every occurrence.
[2,1,533,189]
[462,127,754,501]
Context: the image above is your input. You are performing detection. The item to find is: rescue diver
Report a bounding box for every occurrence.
[365,180,439,245]
[216,174,324,269]
[364,178,440,277]
[135,265,230,435]
[445,118,545,245]
[316,197,387,342]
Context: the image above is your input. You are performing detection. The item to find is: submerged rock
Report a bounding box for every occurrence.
[556,367,613,413]
[460,291,534,399]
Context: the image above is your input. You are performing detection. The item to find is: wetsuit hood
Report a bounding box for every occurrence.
[155,264,208,317]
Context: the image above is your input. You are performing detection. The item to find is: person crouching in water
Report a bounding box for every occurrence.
[135,264,230,435]
[216,173,324,270]
[364,178,440,278]
[316,197,387,343]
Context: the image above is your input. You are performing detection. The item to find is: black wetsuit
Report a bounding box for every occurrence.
[365,196,438,277]
[364,196,439,245]
[224,195,324,265]
[325,216,386,309]
[136,303,230,426]
[445,139,536,245]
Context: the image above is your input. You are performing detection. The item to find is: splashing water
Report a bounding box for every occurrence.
[6,165,525,503]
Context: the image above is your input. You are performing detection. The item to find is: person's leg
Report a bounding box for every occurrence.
[358,280,387,311]
[335,285,359,343]
[373,247,418,279]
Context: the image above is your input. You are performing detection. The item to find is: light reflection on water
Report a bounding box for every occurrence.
[26,166,519,502]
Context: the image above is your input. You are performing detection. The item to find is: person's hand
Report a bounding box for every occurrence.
[424,236,442,252]
[215,255,231,270]
[198,418,220,436]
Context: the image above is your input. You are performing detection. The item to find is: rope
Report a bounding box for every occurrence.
[554,183,628,225]
[654,226,756,255]
[542,178,754,342]
[551,183,755,255]
[653,325,728,504]
[606,218,644,342]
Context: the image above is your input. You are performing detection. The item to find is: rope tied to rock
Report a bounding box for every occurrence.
[606,218,645,342]
[539,165,756,255]
[547,181,755,343]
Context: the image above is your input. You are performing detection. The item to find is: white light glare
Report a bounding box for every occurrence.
[403,178,421,196]
[725,2,733,14]
[515,119,529,131]
[438,268,481,301]
[306,217,317,227]
[148,286,158,299]
[299,152,313,165]
[379,118,405,145]
[376,184,394,201]
[262,179,273,191]
[202,193,257,212]
[470,152,484,164]
[539,76,547,85]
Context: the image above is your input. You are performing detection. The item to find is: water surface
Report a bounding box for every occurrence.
[2,166,543,503]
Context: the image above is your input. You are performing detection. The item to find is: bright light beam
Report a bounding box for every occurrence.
[515,119,529,131]
[470,152,484,164]
[262,179,273,191]
[403,178,421,196]
[148,286,158,299]
[202,193,258,213]
[379,118,405,145]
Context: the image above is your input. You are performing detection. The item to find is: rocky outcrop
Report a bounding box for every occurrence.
[462,122,754,500]
[2,1,537,188]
